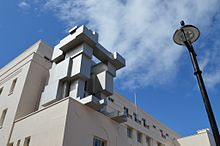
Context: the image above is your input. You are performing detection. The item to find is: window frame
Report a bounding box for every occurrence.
[124,106,129,117]
[0,108,8,128]
[7,143,13,146]
[93,137,106,146]
[0,87,3,95]
[137,131,142,143]
[24,136,31,146]
[8,78,17,95]
[146,136,152,146]
[16,140,21,146]
[127,126,133,138]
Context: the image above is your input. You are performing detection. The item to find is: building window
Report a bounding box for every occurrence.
[108,97,114,102]
[9,78,17,95]
[8,143,13,146]
[160,129,166,139]
[0,87,3,95]
[0,108,7,128]
[133,113,137,122]
[137,132,142,143]
[146,136,151,146]
[127,126,133,138]
[157,142,163,146]
[93,137,106,146]
[16,140,21,146]
[124,107,128,117]
[142,118,149,129]
[24,137,31,146]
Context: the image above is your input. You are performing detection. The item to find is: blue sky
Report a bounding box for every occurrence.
[0,0,220,136]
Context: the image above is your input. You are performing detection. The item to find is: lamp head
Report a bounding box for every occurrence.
[173,21,200,46]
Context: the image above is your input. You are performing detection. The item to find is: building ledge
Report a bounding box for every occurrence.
[79,95,106,111]
[103,110,127,123]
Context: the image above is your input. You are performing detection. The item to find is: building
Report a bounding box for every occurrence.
[178,129,216,146]
[0,26,216,146]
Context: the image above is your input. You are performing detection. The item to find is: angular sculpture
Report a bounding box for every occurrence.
[40,26,125,110]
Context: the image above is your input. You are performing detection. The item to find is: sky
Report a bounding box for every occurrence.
[0,0,220,137]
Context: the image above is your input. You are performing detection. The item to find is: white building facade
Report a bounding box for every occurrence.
[0,26,216,146]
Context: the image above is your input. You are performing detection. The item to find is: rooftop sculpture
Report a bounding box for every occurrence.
[40,25,125,111]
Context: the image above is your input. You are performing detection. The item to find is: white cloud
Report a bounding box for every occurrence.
[202,39,220,88]
[18,1,30,9]
[36,0,220,89]
[204,70,220,89]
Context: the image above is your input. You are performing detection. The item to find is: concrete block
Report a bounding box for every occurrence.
[79,95,106,111]
[55,25,98,53]
[40,81,62,106]
[71,55,91,79]
[112,52,126,69]
[54,58,71,81]
[47,63,57,84]
[95,71,113,96]
[92,62,116,77]
[52,47,64,63]
[69,79,85,99]
[66,43,93,59]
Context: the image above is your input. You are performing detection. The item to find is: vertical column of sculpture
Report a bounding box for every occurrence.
[89,62,116,99]
[39,57,71,106]
[67,43,93,100]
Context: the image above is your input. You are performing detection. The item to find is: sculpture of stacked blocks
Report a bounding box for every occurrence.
[40,26,125,110]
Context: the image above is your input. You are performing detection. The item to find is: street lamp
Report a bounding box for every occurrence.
[173,21,220,146]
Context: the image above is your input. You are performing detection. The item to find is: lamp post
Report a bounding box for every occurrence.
[173,21,220,146]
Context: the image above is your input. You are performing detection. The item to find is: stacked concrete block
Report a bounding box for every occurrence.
[40,58,71,105]
[40,25,125,108]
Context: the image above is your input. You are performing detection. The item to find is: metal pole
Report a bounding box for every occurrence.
[184,41,220,146]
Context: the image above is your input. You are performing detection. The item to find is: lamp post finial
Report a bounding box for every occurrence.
[180,20,185,27]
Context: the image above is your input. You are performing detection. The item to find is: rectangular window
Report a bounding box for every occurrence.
[157,142,163,146]
[124,107,128,117]
[8,143,13,146]
[24,137,31,146]
[9,78,17,95]
[108,97,114,102]
[0,87,3,95]
[142,118,147,127]
[127,126,133,138]
[160,129,166,139]
[93,137,106,146]
[146,136,151,146]
[142,118,150,129]
[0,109,7,128]
[17,140,21,146]
[133,113,138,122]
[137,132,142,143]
